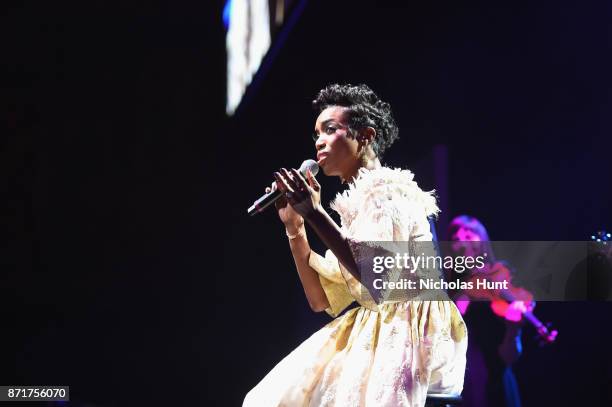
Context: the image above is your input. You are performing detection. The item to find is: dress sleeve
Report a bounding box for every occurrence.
[308,249,355,318]
[342,186,443,303]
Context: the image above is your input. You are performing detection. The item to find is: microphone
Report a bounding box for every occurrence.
[247,159,319,216]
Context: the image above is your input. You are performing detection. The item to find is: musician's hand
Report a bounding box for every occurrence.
[504,300,535,322]
[273,167,321,220]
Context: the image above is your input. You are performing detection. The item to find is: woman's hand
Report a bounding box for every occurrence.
[265,180,303,231]
[273,167,321,222]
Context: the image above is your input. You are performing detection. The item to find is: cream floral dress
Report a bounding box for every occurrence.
[244,167,467,407]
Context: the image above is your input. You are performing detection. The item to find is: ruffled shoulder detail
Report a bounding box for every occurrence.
[330,167,440,236]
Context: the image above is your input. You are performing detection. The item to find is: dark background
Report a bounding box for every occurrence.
[3,0,611,406]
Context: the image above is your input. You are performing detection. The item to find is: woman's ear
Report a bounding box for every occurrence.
[358,127,376,146]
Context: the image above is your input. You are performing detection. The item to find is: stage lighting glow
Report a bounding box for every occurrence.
[223,0,232,30]
[225,0,301,116]
[225,0,271,115]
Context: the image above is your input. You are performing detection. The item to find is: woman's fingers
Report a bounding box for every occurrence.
[290,168,309,191]
[265,181,279,195]
[273,171,293,193]
[273,172,284,192]
[307,169,321,191]
[280,168,299,191]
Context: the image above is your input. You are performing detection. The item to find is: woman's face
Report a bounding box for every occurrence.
[451,226,483,258]
[313,106,360,178]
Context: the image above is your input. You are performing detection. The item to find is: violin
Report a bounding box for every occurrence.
[462,262,558,346]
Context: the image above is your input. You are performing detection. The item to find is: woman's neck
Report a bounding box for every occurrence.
[340,154,381,184]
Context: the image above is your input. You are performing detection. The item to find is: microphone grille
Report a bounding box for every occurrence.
[299,159,319,177]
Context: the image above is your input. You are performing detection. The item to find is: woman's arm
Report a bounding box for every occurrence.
[284,222,330,312]
[497,300,531,364]
[304,207,359,281]
[267,170,331,312]
[275,168,359,281]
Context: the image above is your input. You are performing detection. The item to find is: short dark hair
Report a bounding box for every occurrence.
[312,83,399,159]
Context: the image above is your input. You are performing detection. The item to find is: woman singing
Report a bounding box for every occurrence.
[243,84,467,407]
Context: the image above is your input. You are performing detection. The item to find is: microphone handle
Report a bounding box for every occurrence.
[248,160,317,216]
[248,188,282,216]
